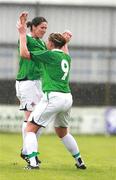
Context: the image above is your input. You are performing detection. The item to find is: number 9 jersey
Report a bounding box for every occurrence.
[30,49,71,93]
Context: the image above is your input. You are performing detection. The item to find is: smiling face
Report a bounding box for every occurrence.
[32,22,48,38]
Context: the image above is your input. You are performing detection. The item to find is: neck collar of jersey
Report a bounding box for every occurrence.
[27,33,42,40]
[52,49,63,52]
[27,33,32,37]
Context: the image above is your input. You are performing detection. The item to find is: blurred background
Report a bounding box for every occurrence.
[0,0,116,134]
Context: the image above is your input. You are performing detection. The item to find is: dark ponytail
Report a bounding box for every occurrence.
[26,21,32,28]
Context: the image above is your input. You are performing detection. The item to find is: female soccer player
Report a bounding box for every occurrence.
[16,12,48,163]
[17,16,86,170]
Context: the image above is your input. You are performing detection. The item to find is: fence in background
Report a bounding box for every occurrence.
[0,105,116,135]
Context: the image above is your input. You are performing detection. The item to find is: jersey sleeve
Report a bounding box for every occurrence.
[30,50,50,63]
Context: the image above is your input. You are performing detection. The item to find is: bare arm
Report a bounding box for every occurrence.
[19,32,30,59]
[62,30,72,54]
[17,12,31,59]
[61,44,69,54]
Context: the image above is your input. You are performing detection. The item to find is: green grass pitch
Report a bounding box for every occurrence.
[0,133,116,180]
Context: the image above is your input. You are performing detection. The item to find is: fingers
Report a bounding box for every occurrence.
[62,30,72,43]
[16,20,21,29]
[19,11,28,18]
[16,20,26,34]
[19,11,28,25]
[63,30,72,38]
[19,11,28,17]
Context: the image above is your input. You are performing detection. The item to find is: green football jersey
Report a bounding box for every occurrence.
[16,35,47,81]
[31,49,71,93]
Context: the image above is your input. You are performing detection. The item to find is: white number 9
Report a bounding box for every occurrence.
[61,59,69,80]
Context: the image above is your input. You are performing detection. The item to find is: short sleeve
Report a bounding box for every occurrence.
[30,50,50,63]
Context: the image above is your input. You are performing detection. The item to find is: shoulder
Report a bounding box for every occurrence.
[26,34,33,43]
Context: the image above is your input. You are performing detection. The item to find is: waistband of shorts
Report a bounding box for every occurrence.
[43,90,71,94]
[16,77,29,81]
[44,91,71,99]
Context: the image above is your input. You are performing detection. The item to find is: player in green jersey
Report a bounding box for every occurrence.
[16,12,48,164]
[17,13,86,170]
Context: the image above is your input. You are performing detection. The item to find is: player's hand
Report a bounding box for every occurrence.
[62,30,72,43]
[19,11,28,25]
[16,20,27,35]
[16,12,28,34]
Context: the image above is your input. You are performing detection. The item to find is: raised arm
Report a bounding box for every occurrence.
[62,30,72,54]
[17,12,31,59]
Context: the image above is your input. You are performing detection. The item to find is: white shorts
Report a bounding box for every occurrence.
[15,80,43,111]
[28,92,73,128]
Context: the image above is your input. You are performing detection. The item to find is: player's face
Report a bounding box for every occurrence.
[32,22,48,38]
